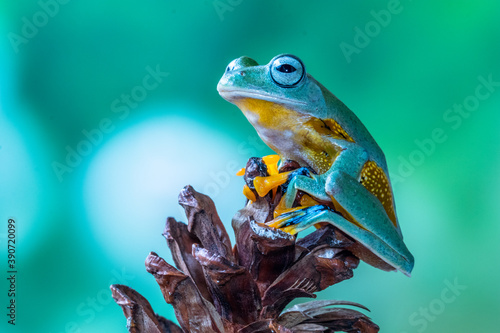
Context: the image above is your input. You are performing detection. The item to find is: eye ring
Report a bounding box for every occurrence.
[270,54,305,88]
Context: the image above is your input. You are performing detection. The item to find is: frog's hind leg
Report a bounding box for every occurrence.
[268,199,413,276]
[324,169,414,276]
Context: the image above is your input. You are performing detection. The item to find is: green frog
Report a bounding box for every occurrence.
[217,54,414,276]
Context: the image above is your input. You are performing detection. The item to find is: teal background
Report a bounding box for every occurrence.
[1,0,499,332]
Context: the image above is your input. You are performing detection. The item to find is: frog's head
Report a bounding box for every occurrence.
[217,54,330,135]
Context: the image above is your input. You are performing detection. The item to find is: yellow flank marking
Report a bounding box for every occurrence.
[360,161,398,228]
[236,167,246,176]
[242,185,256,202]
[303,117,354,142]
[303,148,334,175]
[253,172,290,197]
[300,117,355,174]
[322,118,355,142]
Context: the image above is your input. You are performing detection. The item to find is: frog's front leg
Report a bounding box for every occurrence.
[280,139,369,209]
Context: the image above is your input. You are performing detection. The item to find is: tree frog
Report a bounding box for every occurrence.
[217,54,414,276]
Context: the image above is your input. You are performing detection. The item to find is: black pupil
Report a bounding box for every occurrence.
[276,64,296,73]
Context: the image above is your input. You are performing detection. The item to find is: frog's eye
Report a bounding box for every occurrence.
[270,54,305,87]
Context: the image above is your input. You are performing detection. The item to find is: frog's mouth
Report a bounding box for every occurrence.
[217,88,307,106]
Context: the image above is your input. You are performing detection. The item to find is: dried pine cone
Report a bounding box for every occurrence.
[111,157,379,332]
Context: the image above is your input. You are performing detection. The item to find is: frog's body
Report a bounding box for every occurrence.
[218,55,414,276]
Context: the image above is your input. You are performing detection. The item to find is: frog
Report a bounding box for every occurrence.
[217,54,414,276]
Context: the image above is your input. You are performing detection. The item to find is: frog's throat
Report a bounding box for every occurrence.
[233,97,306,130]
[233,97,306,152]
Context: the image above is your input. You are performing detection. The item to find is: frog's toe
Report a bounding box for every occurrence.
[266,207,305,230]
[254,172,290,197]
[266,205,330,235]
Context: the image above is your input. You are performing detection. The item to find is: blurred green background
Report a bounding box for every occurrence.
[1,0,499,332]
